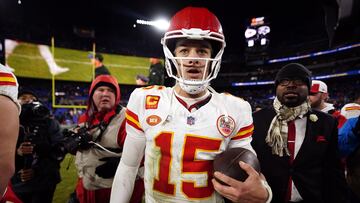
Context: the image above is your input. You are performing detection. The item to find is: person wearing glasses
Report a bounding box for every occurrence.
[250,63,347,203]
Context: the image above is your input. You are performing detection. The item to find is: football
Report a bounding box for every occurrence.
[213,147,261,185]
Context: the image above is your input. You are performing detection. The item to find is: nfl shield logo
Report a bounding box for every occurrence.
[187,116,195,125]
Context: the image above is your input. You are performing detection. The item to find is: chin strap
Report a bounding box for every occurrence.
[179,80,208,95]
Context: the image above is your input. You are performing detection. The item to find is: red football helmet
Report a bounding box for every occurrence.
[161,7,226,94]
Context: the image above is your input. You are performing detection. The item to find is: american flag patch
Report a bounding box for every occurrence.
[0,72,17,86]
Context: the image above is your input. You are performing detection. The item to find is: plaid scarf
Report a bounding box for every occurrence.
[265,97,310,157]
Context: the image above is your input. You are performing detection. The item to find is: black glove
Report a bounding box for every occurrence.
[95,157,120,179]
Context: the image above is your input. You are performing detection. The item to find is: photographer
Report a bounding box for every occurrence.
[66,75,143,203]
[11,90,63,203]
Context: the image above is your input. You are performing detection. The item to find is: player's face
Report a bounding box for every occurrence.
[18,93,37,105]
[309,92,322,108]
[276,78,308,107]
[92,86,116,112]
[174,39,212,81]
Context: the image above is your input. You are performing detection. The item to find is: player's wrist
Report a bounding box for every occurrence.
[261,180,272,203]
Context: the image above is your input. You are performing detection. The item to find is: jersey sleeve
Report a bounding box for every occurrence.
[341,104,360,119]
[228,98,256,154]
[0,64,20,111]
[116,114,127,147]
[125,88,145,133]
[111,88,147,203]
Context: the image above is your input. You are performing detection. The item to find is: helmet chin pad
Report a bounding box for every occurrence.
[179,80,209,94]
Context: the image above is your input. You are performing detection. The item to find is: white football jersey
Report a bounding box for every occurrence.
[0,63,20,111]
[126,86,254,203]
[340,103,360,119]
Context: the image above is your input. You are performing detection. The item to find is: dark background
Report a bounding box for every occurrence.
[1,0,359,58]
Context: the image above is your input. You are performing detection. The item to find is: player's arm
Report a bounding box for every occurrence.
[228,100,255,153]
[214,100,272,203]
[110,130,145,203]
[0,95,19,197]
[0,65,20,198]
[110,89,146,203]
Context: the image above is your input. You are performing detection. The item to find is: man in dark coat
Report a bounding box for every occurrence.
[251,63,347,203]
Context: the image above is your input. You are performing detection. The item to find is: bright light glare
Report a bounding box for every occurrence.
[248,40,254,47]
[153,19,170,30]
[136,18,170,31]
[258,26,270,35]
[245,28,257,39]
[260,38,267,45]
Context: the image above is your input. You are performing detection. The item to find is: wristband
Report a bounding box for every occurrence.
[261,180,273,203]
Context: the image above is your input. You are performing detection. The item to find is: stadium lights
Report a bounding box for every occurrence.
[260,38,267,45]
[248,40,254,47]
[258,26,270,35]
[245,16,270,48]
[136,18,170,31]
[245,28,257,39]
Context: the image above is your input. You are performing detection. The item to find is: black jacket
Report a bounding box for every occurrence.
[12,117,63,192]
[95,65,111,78]
[251,107,347,203]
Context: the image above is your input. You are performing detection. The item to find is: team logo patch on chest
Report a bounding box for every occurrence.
[146,115,162,126]
[217,115,235,137]
[145,95,160,109]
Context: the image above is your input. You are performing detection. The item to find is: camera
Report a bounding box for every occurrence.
[20,102,50,124]
[57,127,93,156]
[19,102,50,169]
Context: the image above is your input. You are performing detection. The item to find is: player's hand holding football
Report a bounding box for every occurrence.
[212,161,270,203]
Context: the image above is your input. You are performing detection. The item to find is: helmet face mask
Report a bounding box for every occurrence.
[161,7,226,94]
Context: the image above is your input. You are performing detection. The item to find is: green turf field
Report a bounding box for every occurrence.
[7,41,150,84]
[53,155,78,203]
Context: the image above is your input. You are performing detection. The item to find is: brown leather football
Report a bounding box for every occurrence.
[213,147,261,185]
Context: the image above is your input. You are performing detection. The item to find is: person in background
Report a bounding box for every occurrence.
[111,6,271,203]
[88,53,111,78]
[68,75,143,203]
[309,79,346,128]
[250,63,347,202]
[11,90,63,203]
[147,57,165,85]
[341,92,360,119]
[338,115,360,203]
[135,74,149,86]
[0,63,21,203]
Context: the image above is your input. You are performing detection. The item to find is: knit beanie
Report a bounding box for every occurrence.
[275,63,312,90]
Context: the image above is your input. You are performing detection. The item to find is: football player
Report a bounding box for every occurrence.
[0,63,21,203]
[111,7,271,203]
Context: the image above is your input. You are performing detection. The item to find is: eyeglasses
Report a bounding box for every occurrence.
[278,78,306,86]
